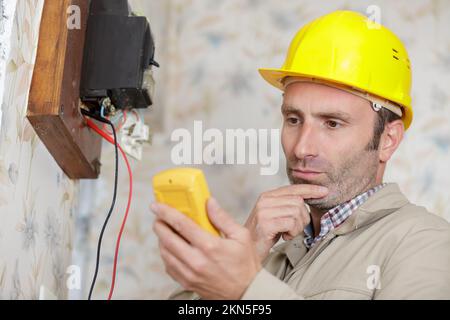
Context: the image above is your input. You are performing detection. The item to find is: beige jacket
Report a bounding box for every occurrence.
[170,183,450,300]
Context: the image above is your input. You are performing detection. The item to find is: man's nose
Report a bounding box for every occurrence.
[293,122,319,161]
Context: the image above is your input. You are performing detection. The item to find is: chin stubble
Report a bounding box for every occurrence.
[288,149,379,211]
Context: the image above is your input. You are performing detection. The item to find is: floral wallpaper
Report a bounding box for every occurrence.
[0,0,78,300]
[76,0,450,300]
[1,0,447,301]
[0,0,450,299]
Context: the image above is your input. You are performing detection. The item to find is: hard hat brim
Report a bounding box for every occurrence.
[259,67,412,130]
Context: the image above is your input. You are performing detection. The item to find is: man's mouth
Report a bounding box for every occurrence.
[290,168,323,179]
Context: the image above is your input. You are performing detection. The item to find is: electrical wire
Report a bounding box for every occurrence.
[103,110,127,134]
[130,109,141,122]
[84,116,133,300]
[83,110,133,300]
[108,149,132,300]
[81,109,118,300]
[100,105,106,118]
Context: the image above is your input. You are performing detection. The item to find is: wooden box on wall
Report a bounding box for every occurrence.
[27,0,102,179]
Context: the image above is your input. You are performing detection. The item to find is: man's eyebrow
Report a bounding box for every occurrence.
[314,111,353,121]
[281,104,303,115]
[281,105,353,121]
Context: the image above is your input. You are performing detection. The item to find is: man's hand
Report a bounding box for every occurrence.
[244,185,328,261]
[151,198,261,300]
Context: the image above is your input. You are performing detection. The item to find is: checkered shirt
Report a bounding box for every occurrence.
[303,183,387,249]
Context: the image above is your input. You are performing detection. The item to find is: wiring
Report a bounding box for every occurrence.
[103,110,127,135]
[81,109,118,300]
[130,109,141,122]
[100,105,106,118]
[82,109,133,300]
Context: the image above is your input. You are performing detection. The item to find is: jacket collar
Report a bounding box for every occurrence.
[273,183,410,266]
[332,183,409,235]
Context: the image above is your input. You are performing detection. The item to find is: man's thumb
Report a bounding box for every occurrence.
[207,197,239,238]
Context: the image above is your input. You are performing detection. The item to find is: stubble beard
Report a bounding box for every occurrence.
[287,148,379,211]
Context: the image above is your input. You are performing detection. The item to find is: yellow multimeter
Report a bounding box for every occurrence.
[152,167,220,237]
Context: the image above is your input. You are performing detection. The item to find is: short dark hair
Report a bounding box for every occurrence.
[366,107,402,151]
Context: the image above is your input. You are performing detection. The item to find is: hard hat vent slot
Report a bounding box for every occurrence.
[392,48,400,61]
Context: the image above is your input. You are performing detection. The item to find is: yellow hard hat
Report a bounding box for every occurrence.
[259,10,413,130]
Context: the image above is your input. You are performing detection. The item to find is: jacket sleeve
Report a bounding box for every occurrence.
[168,241,306,300]
[168,286,200,300]
[168,268,305,300]
[241,268,305,300]
[375,222,450,300]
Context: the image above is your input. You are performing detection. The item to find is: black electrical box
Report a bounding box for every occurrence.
[80,0,159,112]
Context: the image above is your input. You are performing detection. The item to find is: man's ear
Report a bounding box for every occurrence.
[379,119,404,163]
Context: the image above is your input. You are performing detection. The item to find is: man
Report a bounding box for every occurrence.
[151,10,450,299]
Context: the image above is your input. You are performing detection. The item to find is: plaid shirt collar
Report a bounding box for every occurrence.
[303,183,387,249]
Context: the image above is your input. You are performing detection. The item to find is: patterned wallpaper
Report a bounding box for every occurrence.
[0,0,78,299]
[0,0,447,300]
[77,0,450,300]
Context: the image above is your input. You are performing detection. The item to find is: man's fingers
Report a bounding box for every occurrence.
[159,243,195,289]
[153,219,199,267]
[282,233,295,241]
[257,195,307,209]
[264,184,328,199]
[151,202,216,249]
[257,205,309,224]
[207,197,241,238]
[261,216,302,239]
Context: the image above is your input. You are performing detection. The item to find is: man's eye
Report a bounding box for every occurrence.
[286,117,299,125]
[326,120,341,129]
